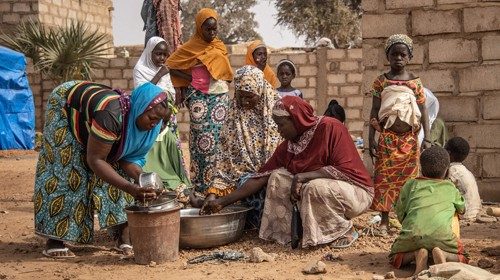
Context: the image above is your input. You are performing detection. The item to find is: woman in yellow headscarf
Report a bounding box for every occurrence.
[245,40,279,88]
[166,8,234,194]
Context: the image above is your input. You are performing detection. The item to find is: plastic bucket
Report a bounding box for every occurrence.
[126,204,181,264]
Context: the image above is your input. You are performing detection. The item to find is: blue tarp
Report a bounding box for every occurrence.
[0,46,35,150]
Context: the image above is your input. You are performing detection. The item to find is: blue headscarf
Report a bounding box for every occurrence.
[119,82,165,166]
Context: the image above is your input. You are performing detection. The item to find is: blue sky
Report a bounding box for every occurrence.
[112,0,304,48]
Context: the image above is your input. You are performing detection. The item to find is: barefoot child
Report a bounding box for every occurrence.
[445,137,481,221]
[369,34,431,234]
[276,59,303,98]
[390,146,468,275]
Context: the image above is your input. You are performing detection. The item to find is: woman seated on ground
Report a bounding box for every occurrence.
[133,36,191,201]
[34,81,170,258]
[202,96,374,248]
[192,65,281,228]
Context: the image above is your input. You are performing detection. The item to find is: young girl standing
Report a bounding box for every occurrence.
[276,59,303,98]
[369,34,431,235]
[133,36,191,199]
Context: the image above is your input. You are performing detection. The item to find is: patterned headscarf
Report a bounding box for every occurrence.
[273,96,318,135]
[206,65,281,196]
[385,34,413,57]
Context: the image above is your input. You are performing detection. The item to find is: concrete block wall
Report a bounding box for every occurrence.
[0,0,114,54]
[362,0,500,202]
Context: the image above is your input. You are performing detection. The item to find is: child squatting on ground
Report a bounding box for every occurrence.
[389,146,468,276]
[445,137,482,221]
[368,34,431,235]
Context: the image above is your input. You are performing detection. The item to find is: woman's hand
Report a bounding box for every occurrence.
[175,87,185,108]
[199,194,222,215]
[290,174,305,202]
[129,183,159,202]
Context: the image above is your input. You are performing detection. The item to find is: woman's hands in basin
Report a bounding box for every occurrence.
[200,194,225,215]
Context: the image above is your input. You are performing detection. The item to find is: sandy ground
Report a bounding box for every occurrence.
[0,150,498,280]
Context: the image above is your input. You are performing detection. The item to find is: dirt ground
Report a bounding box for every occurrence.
[0,150,498,280]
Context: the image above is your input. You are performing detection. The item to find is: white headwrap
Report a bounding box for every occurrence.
[133,36,175,96]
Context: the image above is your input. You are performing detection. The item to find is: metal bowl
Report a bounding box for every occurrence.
[180,205,251,249]
[138,172,163,190]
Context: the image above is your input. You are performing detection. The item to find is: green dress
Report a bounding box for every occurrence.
[143,124,191,190]
[390,178,466,256]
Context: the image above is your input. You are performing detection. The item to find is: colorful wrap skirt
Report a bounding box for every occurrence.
[33,81,134,244]
[372,130,419,212]
[185,87,228,193]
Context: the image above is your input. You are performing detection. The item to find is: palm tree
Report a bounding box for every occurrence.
[0,19,111,83]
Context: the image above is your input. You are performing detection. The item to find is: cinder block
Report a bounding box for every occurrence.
[13,3,30,12]
[291,53,308,64]
[347,121,365,132]
[464,7,500,32]
[327,74,346,84]
[438,96,478,121]
[483,154,500,178]
[429,39,478,63]
[415,69,455,92]
[327,86,339,96]
[482,35,500,60]
[362,0,379,12]
[453,124,500,149]
[327,49,346,59]
[293,77,307,88]
[483,95,500,120]
[462,152,480,178]
[105,69,122,79]
[412,10,460,35]
[340,61,359,71]
[347,73,363,83]
[348,49,362,59]
[3,13,20,23]
[345,108,361,119]
[437,0,473,3]
[0,3,11,11]
[477,180,500,203]
[386,0,433,9]
[347,96,364,107]
[229,55,245,67]
[459,65,500,92]
[302,88,316,99]
[123,69,133,79]
[362,96,372,120]
[110,58,127,68]
[111,79,129,90]
[308,77,316,87]
[362,14,408,38]
[299,66,317,76]
[362,44,380,68]
[269,54,287,65]
[91,69,105,79]
[308,53,317,64]
[127,57,139,67]
[94,79,111,86]
[341,86,360,96]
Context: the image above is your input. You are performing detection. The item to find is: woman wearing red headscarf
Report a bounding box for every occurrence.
[202,96,374,248]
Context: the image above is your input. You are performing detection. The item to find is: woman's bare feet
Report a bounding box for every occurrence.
[432,247,446,264]
[414,248,428,275]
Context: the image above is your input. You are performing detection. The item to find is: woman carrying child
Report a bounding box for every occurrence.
[166,8,234,193]
[390,146,468,275]
[245,40,279,88]
[276,59,304,98]
[369,34,431,235]
[133,36,191,198]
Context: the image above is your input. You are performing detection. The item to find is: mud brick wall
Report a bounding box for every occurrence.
[362,0,500,202]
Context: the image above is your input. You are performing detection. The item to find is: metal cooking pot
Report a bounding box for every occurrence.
[138,172,163,190]
[130,193,178,213]
[180,205,251,249]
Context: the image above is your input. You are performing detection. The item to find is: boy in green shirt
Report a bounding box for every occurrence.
[390,146,468,275]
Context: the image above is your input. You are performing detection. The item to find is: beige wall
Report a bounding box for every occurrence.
[362,0,500,201]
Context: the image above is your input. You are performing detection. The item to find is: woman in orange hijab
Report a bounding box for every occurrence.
[245,40,279,88]
[166,8,234,194]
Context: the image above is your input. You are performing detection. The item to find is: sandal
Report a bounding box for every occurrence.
[113,243,133,256]
[331,230,359,249]
[42,247,76,259]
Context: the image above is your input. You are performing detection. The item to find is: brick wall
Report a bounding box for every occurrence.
[362,0,500,202]
[0,0,114,54]
[29,48,366,142]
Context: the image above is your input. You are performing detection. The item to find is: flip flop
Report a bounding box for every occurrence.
[113,243,133,256]
[330,230,359,249]
[42,247,76,259]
